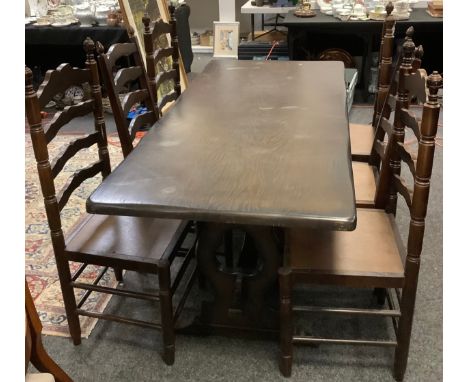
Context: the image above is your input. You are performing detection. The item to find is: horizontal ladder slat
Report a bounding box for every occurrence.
[293,306,401,317]
[401,108,421,141]
[76,309,162,330]
[75,266,108,309]
[51,132,100,178]
[56,160,104,211]
[393,174,413,208]
[72,281,160,302]
[122,89,150,116]
[114,66,143,93]
[45,100,94,144]
[293,336,397,347]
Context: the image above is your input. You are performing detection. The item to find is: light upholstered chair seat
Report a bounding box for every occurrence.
[26,373,55,382]
[352,162,377,207]
[350,122,374,159]
[288,208,405,288]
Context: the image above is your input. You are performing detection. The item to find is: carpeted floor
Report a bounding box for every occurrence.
[30,105,442,382]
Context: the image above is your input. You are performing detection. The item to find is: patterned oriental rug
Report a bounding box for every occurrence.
[25,132,127,337]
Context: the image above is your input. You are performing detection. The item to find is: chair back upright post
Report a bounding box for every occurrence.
[84,37,111,178]
[373,29,415,211]
[372,2,396,130]
[394,71,442,380]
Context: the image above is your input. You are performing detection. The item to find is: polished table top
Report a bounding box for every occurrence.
[87,59,356,230]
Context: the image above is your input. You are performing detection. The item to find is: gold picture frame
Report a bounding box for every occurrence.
[117,0,187,91]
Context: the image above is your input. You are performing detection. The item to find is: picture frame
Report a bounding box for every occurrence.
[213,21,240,59]
[117,0,188,91]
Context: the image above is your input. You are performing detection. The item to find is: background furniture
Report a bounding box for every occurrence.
[25,25,128,84]
[241,0,295,40]
[283,8,442,100]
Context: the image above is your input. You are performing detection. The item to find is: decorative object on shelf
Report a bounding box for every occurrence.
[34,0,49,17]
[294,0,317,17]
[256,0,265,6]
[319,47,355,67]
[317,0,333,14]
[393,0,410,19]
[191,31,200,45]
[74,1,97,26]
[213,21,240,58]
[107,7,121,25]
[427,0,442,17]
[200,30,214,46]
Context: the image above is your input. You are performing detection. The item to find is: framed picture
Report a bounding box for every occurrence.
[117,0,187,91]
[213,21,240,58]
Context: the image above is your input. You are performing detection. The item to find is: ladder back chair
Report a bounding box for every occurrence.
[25,38,197,366]
[143,4,181,116]
[278,69,442,380]
[350,2,396,161]
[96,29,158,158]
[353,28,426,209]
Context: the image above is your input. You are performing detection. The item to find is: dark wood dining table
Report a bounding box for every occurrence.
[87,59,357,336]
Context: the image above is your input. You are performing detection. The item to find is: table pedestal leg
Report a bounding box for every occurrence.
[179,222,281,338]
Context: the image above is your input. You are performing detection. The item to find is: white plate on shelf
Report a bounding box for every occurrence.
[25,17,37,25]
[51,21,73,27]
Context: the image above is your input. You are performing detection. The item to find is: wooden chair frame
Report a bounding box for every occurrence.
[354,27,429,210]
[25,38,197,365]
[97,31,158,158]
[278,46,442,380]
[26,281,73,382]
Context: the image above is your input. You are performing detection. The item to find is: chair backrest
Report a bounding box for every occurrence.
[142,4,181,116]
[25,37,111,257]
[96,29,158,158]
[391,71,442,266]
[370,28,430,211]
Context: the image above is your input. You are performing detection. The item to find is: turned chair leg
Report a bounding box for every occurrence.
[158,260,175,365]
[56,258,81,345]
[374,288,387,305]
[114,267,124,282]
[394,262,420,381]
[224,230,234,268]
[279,267,293,377]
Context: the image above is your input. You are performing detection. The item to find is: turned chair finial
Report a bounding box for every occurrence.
[83,36,95,56]
[142,13,151,31]
[386,2,394,16]
[415,45,424,60]
[402,28,415,66]
[405,26,414,40]
[427,71,442,104]
[96,41,105,55]
[25,66,33,86]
